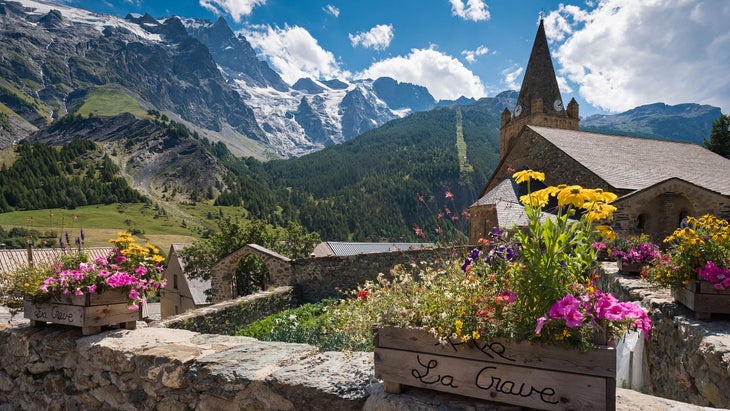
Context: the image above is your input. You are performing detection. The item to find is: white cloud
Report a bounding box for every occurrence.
[449,0,490,22]
[502,66,523,91]
[199,0,265,22]
[357,47,486,100]
[548,0,730,113]
[242,25,347,84]
[461,45,489,63]
[323,4,339,18]
[349,24,394,51]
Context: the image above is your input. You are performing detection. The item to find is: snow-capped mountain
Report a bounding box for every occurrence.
[180,16,437,157]
[0,0,443,158]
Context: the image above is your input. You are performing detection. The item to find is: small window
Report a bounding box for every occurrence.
[637,214,646,230]
[173,274,178,289]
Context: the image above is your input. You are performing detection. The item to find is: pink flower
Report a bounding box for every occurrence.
[128,289,140,300]
[535,316,548,334]
[445,191,454,199]
[74,288,83,296]
[549,294,584,328]
[413,225,425,238]
[88,284,97,294]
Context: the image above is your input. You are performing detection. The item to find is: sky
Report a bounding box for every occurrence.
[49,0,730,116]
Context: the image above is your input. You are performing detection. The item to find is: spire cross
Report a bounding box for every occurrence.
[538,9,544,21]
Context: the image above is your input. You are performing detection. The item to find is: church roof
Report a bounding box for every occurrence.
[515,19,566,118]
[530,125,730,196]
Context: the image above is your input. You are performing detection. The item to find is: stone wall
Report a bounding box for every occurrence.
[1,263,729,410]
[208,245,459,307]
[595,262,730,408]
[291,247,459,303]
[160,286,294,335]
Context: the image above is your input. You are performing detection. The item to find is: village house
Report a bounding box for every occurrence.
[159,243,211,319]
[469,19,730,245]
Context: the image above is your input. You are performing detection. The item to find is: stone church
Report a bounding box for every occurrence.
[468,19,730,245]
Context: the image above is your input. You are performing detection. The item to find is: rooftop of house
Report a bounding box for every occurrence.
[311,241,435,257]
[0,246,113,274]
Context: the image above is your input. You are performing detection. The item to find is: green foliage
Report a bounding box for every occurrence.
[236,299,361,351]
[180,216,320,295]
[0,111,9,131]
[0,140,145,212]
[704,113,730,159]
[211,103,501,242]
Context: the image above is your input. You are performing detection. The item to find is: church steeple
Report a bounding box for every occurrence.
[499,18,579,158]
[515,19,565,119]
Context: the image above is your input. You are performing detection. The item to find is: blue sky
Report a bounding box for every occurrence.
[50,0,730,116]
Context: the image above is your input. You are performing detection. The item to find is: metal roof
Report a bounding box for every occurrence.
[0,247,113,274]
[312,241,435,257]
[530,126,730,196]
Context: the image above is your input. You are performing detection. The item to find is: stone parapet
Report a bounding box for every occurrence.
[1,263,729,410]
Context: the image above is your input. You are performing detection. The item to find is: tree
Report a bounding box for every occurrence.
[179,217,320,295]
[704,113,730,159]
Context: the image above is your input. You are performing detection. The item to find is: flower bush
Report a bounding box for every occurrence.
[610,234,660,265]
[30,232,166,310]
[644,214,730,290]
[328,170,650,351]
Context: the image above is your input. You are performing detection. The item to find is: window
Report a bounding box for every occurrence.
[173,274,178,289]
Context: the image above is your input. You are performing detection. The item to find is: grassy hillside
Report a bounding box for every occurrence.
[0,203,247,256]
[75,87,150,119]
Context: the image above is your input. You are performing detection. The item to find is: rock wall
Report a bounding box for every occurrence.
[160,286,294,335]
[291,247,461,303]
[1,263,729,410]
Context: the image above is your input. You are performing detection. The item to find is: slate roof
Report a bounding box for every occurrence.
[515,19,567,118]
[530,126,730,196]
[311,241,435,257]
[0,247,113,274]
[471,178,565,228]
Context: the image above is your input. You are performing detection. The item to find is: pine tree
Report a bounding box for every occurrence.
[704,113,730,159]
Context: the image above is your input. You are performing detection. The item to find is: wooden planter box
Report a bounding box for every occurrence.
[374,327,616,411]
[24,290,141,335]
[673,280,730,320]
[617,259,644,275]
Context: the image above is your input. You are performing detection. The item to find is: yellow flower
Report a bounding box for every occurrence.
[472,330,481,340]
[583,202,617,221]
[583,188,618,203]
[596,225,616,241]
[556,185,588,208]
[520,188,550,207]
[512,170,545,184]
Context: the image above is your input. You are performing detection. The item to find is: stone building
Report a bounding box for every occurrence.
[469,19,730,245]
[160,243,210,319]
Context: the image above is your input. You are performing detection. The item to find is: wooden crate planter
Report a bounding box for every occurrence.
[24,290,141,335]
[374,326,616,411]
[616,259,643,276]
[673,280,730,320]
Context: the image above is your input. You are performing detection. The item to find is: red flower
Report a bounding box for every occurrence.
[357,290,370,299]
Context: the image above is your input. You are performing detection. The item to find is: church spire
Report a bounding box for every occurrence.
[499,18,579,159]
[515,18,565,118]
